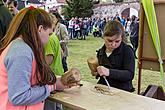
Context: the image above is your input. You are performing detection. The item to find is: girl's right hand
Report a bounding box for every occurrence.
[55,77,79,90]
[55,77,66,91]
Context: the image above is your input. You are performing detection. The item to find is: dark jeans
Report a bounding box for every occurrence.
[62,57,68,72]
[93,31,99,37]
[44,99,63,110]
[130,37,138,58]
[68,28,74,39]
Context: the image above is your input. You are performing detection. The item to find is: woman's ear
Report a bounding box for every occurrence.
[38,25,43,33]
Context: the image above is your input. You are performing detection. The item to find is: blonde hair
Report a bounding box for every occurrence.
[49,13,58,30]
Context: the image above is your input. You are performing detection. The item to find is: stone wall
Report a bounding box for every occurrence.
[93,1,140,18]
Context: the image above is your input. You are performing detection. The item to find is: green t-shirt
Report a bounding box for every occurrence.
[44,33,64,76]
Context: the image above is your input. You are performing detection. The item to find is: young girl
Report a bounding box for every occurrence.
[96,20,135,92]
[0,7,66,110]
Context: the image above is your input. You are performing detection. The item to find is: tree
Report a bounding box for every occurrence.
[62,0,94,19]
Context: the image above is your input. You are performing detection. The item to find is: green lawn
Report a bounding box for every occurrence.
[67,35,161,93]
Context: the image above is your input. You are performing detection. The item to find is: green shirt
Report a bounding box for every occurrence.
[44,33,64,76]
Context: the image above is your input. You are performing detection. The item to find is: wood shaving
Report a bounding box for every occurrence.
[93,85,115,95]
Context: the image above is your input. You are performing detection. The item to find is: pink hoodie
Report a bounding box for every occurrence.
[0,43,44,110]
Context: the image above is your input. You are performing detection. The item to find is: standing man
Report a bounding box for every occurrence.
[0,0,13,47]
[130,15,139,58]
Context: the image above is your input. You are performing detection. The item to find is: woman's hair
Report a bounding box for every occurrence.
[49,13,58,31]
[52,12,62,22]
[103,20,126,42]
[0,7,56,85]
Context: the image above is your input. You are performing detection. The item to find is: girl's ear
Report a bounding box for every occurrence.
[38,25,43,33]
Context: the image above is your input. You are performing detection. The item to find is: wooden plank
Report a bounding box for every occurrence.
[157,86,165,100]
[142,85,165,101]
[138,2,145,94]
[144,85,159,98]
[48,81,165,110]
[154,0,165,4]
[140,1,165,71]
[138,0,165,94]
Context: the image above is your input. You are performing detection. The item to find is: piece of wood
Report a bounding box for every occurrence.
[142,85,165,101]
[48,81,165,110]
[143,85,159,98]
[138,2,145,94]
[138,0,165,94]
[140,0,165,71]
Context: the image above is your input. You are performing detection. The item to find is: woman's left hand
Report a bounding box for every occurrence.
[56,77,81,90]
[97,66,109,76]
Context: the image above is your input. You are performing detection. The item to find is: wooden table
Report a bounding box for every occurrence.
[48,81,165,110]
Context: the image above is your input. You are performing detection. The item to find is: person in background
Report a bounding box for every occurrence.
[121,16,126,28]
[113,13,121,23]
[74,20,80,39]
[125,17,131,36]
[7,0,19,16]
[52,12,69,72]
[68,17,74,39]
[0,0,13,47]
[95,20,135,92]
[0,7,73,110]
[45,14,64,77]
[130,15,139,59]
[44,13,64,110]
[93,24,99,37]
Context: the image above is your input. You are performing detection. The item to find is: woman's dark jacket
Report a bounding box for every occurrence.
[97,42,135,92]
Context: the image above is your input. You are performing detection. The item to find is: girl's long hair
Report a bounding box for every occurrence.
[0,7,56,85]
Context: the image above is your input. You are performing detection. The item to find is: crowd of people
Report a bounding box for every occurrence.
[0,0,139,110]
[63,13,139,59]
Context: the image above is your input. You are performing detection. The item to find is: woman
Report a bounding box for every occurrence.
[52,12,69,72]
[45,13,64,76]
[44,13,64,110]
[0,7,66,110]
[96,20,135,92]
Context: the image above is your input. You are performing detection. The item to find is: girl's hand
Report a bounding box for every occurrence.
[97,66,109,76]
[56,77,81,90]
[55,77,65,91]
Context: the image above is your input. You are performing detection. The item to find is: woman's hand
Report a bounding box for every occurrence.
[55,77,80,91]
[97,66,109,76]
[55,77,66,91]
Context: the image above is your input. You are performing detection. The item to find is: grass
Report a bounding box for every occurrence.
[67,35,161,93]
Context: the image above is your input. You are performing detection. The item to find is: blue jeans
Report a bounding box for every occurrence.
[68,28,73,39]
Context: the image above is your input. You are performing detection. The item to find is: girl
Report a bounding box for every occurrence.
[0,7,66,110]
[96,20,135,92]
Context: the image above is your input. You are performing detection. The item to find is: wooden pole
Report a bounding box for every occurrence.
[138,3,145,94]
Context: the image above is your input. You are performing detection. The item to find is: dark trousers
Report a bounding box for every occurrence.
[93,31,99,37]
[130,37,138,57]
[62,57,68,72]
[44,99,63,110]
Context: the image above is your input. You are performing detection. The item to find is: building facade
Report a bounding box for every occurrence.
[93,1,140,19]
